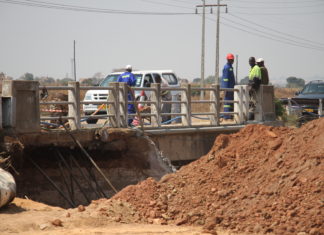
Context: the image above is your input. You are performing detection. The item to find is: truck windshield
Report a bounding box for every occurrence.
[100,74,143,87]
[100,75,119,87]
[134,74,142,87]
[302,83,324,94]
[162,73,178,85]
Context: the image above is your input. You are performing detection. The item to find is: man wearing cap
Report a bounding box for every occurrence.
[256,58,269,85]
[248,57,262,120]
[221,53,236,119]
[118,65,137,126]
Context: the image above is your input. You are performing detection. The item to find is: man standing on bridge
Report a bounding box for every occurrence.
[256,58,269,85]
[248,57,262,120]
[248,57,262,90]
[118,65,137,126]
[221,53,236,120]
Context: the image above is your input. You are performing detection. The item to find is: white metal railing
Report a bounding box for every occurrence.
[39,82,250,130]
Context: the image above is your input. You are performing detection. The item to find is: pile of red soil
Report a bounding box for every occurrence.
[99,119,323,234]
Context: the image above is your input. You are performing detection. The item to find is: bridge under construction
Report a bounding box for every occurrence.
[1,80,277,208]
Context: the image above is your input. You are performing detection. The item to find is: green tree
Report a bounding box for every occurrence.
[192,78,201,83]
[20,72,34,81]
[205,75,216,84]
[58,78,74,86]
[286,76,305,88]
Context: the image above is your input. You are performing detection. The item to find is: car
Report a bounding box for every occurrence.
[290,80,324,125]
[82,70,180,124]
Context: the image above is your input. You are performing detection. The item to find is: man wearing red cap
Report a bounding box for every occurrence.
[221,53,236,119]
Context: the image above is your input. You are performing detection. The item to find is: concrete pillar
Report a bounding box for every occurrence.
[234,85,249,124]
[234,85,243,124]
[108,82,120,128]
[209,84,220,126]
[171,93,181,123]
[257,85,276,121]
[151,83,161,127]
[68,82,81,130]
[181,83,191,127]
[119,82,128,128]
[2,80,40,133]
[318,99,323,116]
[242,85,249,122]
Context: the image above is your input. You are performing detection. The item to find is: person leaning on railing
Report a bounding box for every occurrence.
[248,57,262,119]
[256,58,269,85]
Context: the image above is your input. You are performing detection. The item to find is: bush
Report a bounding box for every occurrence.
[274,98,285,118]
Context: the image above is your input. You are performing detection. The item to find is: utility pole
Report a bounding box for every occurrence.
[70,59,74,79]
[215,0,220,85]
[196,2,227,85]
[73,40,76,81]
[200,0,206,100]
[235,54,239,84]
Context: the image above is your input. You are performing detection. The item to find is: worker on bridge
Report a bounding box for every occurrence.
[256,58,269,85]
[248,57,262,90]
[221,53,236,119]
[248,57,262,120]
[118,65,137,126]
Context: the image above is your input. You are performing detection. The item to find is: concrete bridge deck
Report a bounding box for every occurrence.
[13,124,244,162]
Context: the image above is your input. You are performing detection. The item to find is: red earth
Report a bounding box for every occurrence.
[110,118,324,235]
[2,118,323,235]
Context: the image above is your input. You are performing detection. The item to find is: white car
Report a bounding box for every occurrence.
[83,70,180,124]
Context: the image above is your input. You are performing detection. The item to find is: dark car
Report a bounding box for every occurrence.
[292,80,324,124]
[295,80,324,99]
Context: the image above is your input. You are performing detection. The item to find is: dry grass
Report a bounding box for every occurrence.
[274,87,299,98]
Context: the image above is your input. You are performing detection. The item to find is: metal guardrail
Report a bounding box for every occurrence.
[281,97,323,116]
[39,82,250,130]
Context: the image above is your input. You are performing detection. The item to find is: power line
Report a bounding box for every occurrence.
[229,10,324,15]
[230,2,324,9]
[140,0,193,10]
[229,0,323,3]
[228,13,324,47]
[0,0,194,15]
[205,16,324,52]
[220,16,324,50]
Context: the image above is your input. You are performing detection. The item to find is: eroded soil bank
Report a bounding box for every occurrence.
[1,119,323,235]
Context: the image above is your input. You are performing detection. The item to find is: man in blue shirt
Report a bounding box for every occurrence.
[118,65,137,126]
[220,53,236,119]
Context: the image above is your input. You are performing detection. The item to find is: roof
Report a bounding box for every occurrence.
[108,70,175,75]
[308,80,324,84]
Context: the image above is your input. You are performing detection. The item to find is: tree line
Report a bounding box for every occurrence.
[192,76,306,88]
[0,72,105,86]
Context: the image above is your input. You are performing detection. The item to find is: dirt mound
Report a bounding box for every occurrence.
[110,118,324,235]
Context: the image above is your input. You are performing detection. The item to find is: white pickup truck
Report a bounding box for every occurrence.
[83,70,180,124]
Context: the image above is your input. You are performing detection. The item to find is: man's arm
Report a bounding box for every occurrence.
[221,66,230,88]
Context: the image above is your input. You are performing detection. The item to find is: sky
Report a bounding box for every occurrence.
[0,0,324,85]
